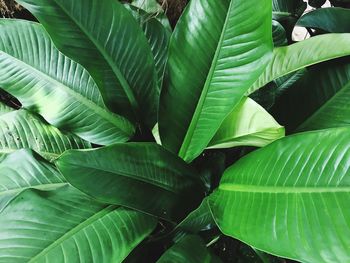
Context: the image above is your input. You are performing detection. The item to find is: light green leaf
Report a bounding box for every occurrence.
[0,19,134,145]
[209,127,350,263]
[0,149,65,212]
[0,103,89,160]
[208,97,285,149]
[0,186,157,263]
[159,0,273,162]
[157,235,221,263]
[248,34,350,94]
[56,143,204,222]
[17,0,159,127]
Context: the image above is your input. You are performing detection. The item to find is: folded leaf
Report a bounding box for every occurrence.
[272,0,306,20]
[0,186,157,262]
[248,34,350,94]
[0,149,65,212]
[157,235,221,263]
[159,0,273,162]
[56,143,204,222]
[297,7,350,33]
[0,19,134,145]
[0,103,89,160]
[17,0,159,127]
[209,127,350,263]
[208,98,285,149]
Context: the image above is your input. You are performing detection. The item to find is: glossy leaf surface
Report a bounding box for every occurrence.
[157,235,220,263]
[56,143,204,222]
[0,19,134,145]
[0,186,157,263]
[249,33,350,94]
[17,0,159,127]
[0,149,65,212]
[297,7,350,33]
[0,103,89,160]
[208,98,284,149]
[210,127,350,263]
[159,0,273,162]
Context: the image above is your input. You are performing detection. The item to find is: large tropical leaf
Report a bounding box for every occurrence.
[272,57,350,132]
[0,19,134,145]
[209,127,350,263]
[208,97,284,149]
[272,20,287,47]
[297,7,350,33]
[56,143,204,222]
[157,235,221,263]
[0,102,89,160]
[159,0,273,162]
[0,149,65,212]
[126,5,170,88]
[0,186,157,263]
[248,34,350,94]
[17,0,159,127]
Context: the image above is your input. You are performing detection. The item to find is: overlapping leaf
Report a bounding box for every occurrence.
[0,186,157,262]
[159,0,273,162]
[56,143,204,222]
[248,33,350,94]
[0,102,89,160]
[208,97,284,149]
[17,0,159,127]
[0,19,134,145]
[210,127,350,263]
[0,149,65,212]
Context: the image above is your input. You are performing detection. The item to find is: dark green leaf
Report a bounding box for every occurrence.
[157,235,221,263]
[297,7,350,33]
[56,143,204,222]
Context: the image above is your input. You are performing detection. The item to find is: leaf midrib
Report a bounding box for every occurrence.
[52,0,140,115]
[219,183,350,193]
[28,205,116,262]
[178,1,234,159]
[0,52,133,136]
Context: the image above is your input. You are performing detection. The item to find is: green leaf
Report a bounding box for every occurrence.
[157,235,221,263]
[0,103,89,160]
[17,0,159,127]
[272,0,306,20]
[248,34,350,94]
[130,0,171,31]
[0,186,157,262]
[56,143,204,222]
[0,19,134,145]
[271,58,350,132]
[176,197,215,234]
[159,0,273,162]
[208,97,284,149]
[272,20,287,47]
[209,127,350,263]
[126,5,170,88]
[297,7,350,33]
[0,149,65,212]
